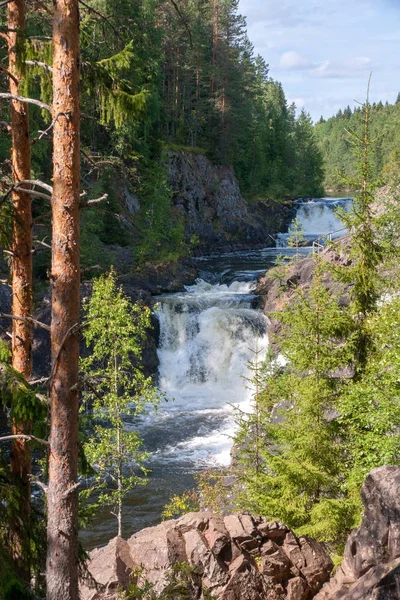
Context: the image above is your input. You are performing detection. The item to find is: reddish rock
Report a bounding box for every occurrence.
[261,540,292,582]
[315,466,400,600]
[81,512,333,600]
[286,576,309,600]
[79,537,136,600]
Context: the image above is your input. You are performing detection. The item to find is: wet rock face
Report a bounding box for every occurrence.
[80,512,333,600]
[167,151,291,254]
[315,466,400,600]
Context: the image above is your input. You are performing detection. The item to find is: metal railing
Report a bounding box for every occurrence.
[311,227,347,254]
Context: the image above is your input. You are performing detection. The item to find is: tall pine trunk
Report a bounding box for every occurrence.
[46,0,80,596]
[7,0,33,573]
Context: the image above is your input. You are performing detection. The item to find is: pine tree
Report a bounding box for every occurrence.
[6,0,33,577]
[46,0,81,596]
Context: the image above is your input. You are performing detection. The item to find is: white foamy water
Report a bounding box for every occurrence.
[276,197,352,247]
[153,278,269,466]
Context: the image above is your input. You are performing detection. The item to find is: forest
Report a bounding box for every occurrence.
[315,97,400,191]
[1,0,400,598]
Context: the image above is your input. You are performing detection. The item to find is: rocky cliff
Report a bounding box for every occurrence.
[167,151,293,255]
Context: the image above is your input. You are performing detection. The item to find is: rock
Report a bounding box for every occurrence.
[286,576,309,600]
[79,537,137,600]
[259,521,289,544]
[261,541,292,582]
[298,537,334,593]
[128,519,187,593]
[315,466,400,600]
[82,512,333,600]
[167,150,292,254]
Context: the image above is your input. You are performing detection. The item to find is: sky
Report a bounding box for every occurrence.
[238,0,400,121]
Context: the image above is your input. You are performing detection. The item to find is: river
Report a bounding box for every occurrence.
[80,196,352,549]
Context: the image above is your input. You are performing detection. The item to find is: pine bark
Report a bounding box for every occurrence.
[7,0,33,570]
[46,0,80,597]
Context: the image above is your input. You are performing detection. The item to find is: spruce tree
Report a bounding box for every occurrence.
[234,261,358,542]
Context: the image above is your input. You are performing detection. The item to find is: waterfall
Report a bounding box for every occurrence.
[82,195,353,549]
[154,279,269,465]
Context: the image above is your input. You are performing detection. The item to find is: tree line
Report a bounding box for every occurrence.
[315,97,400,191]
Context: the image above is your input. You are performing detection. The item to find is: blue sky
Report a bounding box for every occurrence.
[238,0,400,121]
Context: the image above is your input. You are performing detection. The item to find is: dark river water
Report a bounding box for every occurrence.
[80,196,352,549]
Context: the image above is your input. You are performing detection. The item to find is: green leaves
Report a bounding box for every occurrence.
[81,269,160,534]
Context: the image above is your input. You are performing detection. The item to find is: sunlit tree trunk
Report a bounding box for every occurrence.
[46,0,80,596]
[7,0,33,574]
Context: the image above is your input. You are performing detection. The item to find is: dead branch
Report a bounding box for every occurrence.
[33,238,51,250]
[48,322,81,388]
[29,377,49,385]
[32,112,68,143]
[0,93,51,112]
[0,313,50,331]
[0,434,49,446]
[80,193,108,208]
[0,65,19,86]
[16,179,53,194]
[25,60,53,73]
[169,0,193,48]
[0,121,11,132]
[61,481,81,499]
[29,477,48,494]
[14,187,52,201]
[0,0,13,8]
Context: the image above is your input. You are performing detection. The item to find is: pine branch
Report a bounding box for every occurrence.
[25,60,53,73]
[0,93,51,112]
[0,313,50,331]
[0,65,19,86]
[0,434,49,446]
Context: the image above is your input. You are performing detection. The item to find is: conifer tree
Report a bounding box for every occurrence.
[46,0,81,596]
[234,261,358,541]
[6,0,33,575]
[334,85,383,373]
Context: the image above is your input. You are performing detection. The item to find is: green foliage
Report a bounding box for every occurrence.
[133,161,186,265]
[233,266,360,542]
[81,269,160,536]
[125,562,216,600]
[287,217,307,260]
[315,96,400,190]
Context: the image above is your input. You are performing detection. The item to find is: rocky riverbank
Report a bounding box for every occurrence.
[80,466,400,600]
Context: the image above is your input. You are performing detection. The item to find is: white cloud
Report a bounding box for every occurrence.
[312,57,372,78]
[279,51,311,70]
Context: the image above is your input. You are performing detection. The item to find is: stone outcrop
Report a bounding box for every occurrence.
[315,466,400,600]
[256,234,352,339]
[80,512,333,600]
[167,151,293,254]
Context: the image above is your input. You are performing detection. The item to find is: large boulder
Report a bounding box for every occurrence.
[315,466,400,600]
[81,512,333,599]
